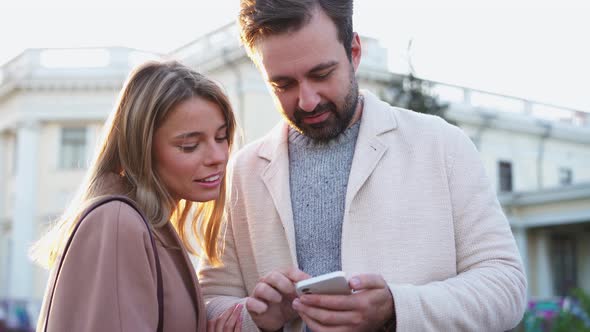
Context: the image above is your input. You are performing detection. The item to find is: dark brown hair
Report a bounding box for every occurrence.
[239,0,354,60]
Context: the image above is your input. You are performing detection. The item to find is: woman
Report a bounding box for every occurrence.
[32,61,242,331]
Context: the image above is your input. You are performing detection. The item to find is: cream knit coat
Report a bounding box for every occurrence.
[198,90,527,331]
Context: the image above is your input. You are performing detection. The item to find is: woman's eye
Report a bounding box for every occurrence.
[178,144,198,152]
[215,136,228,142]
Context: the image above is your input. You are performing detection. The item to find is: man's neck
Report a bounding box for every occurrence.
[347,94,364,129]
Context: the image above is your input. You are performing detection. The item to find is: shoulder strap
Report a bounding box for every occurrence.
[44,195,164,332]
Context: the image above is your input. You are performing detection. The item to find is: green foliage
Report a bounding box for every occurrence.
[523,289,590,332]
[551,311,589,332]
[573,288,590,317]
[551,288,590,332]
[523,310,545,332]
[385,74,451,122]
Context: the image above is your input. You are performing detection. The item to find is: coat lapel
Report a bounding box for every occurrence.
[258,124,298,265]
[345,91,398,211]
[254,91,398,265]
[165,222,207,331]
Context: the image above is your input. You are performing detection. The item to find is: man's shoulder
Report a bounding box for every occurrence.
[390,105,450,129]
[365,96,466,150]
[380,105,477,161]
[389,105,464,142]
[233,123,286,162]
[232,134,267,162]
[363,90,457,136]
[229,125,282,175]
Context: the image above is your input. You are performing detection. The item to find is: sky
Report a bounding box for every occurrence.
[1,0,589,111]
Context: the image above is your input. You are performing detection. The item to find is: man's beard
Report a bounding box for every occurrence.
[288,75,359,142]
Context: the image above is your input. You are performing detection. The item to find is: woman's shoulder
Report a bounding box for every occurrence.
[79,198,151,242]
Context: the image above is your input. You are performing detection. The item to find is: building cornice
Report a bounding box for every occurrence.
[0,47,158,100]
[448,105,590,145]
[18,78,124,92]
[0,79,123,106]
[499,182,590,207]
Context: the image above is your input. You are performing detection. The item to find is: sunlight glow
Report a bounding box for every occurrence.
[1,1,588,110]
[40,49,111,68]
[532,105,576,124]
[127,51,161,69]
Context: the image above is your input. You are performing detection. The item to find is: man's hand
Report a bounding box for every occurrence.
[292,274,394,332]
[246,267,310,331]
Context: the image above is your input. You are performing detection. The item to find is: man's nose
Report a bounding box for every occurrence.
[297,82,321,112]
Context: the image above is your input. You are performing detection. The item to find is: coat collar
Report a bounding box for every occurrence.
[357,89,398,136]
[345,90,398,211]
[255,90,399,265]
[162,222,207,330]
[256,89,398,161]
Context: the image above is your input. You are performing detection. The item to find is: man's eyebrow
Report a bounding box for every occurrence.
[268,74,293,84]
[268,61,338,83]
[308,61,338,73]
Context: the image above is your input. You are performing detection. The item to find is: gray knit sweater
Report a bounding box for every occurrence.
[288,122,361,277]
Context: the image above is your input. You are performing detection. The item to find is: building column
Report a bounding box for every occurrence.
[0,131,7,297]
[9,121,40,300]
[536,231,554,298]
[86,124,97,160]
[578,232,590,292]
[513,226,529,297]
[0,131,5,222]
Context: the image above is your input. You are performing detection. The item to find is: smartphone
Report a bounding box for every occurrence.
[295,271,352,296]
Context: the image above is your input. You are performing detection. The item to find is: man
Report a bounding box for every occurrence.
[198,0,527,331]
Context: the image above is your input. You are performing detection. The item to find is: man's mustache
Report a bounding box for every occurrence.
[294,102,337,121]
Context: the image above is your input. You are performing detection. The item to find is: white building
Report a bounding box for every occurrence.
[1,24,589,305]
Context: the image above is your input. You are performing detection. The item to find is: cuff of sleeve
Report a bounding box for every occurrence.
[387,283,422,332]
[380,284,397,331]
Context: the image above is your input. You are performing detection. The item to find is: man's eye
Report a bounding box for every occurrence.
[313,71,332,80]
[215,136,228,142]
[273,82,293,91]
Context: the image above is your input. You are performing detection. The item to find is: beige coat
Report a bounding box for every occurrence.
[37,200,207,331]
[198,90,527,331]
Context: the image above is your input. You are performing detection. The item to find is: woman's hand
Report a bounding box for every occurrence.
[207,303,243,332]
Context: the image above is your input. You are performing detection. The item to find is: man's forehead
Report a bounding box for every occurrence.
[253,35,342,80]
[255,48,337,82]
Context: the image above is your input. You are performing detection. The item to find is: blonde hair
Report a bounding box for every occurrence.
[31,61,236,268]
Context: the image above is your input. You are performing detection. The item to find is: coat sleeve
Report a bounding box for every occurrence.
[197,200,261,331]
[389,124,528,331]
[41,201,159,332]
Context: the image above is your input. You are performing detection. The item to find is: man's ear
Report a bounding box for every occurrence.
[351,32,362,72]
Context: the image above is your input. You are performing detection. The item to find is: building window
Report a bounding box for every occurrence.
[498,161,513,192]
[59,127,87,169]
[551,235,577,296]
[558,167,573,186]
